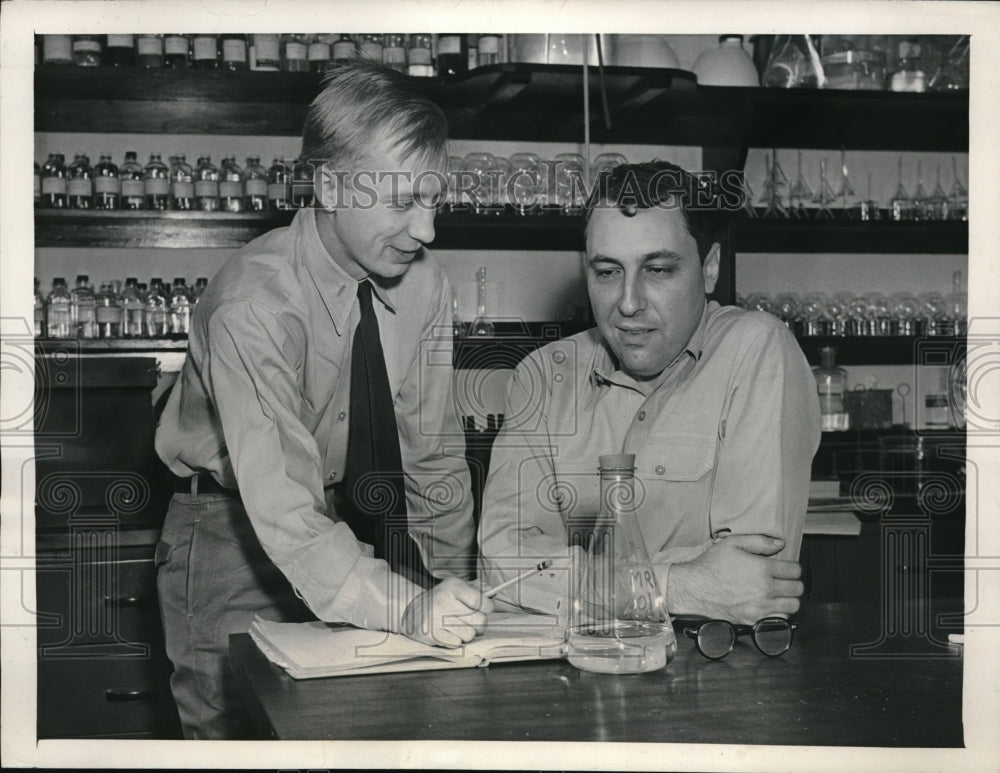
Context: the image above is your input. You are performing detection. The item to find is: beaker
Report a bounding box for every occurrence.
[567,454,676,674]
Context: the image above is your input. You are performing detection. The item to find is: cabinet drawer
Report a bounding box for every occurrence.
[36,556,163,648]
[37,647,180,738]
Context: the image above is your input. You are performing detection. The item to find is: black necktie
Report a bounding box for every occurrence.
[341,281,430,584]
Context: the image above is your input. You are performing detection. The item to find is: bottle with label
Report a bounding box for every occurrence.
[291,158,315,208]
[93,153,120,210]
[249,33,280,71]
[221,33,248,71]
[120,277,145,338]
[813,346,849,431]
[41,152,68,209]
[308,34,333,72]
[34,162,41,208]
[282,33,309,72]
[477,33,501,67]
[193,155,220,211]
[42,35,74,66]
[408,34,433,76]
[332,34,357,64]
[357,33,383,63]
[143,152,171,210]
[889,38,926,92]
[95,282,123,339]
[192,277,209,304]
[163,33,190,68]
[67,153,94,209]
[244,155,268,211]
[267,158,291,210]
[120,151,145,210]
[136,33,164,69]
[70,275,96,339]
[170,154,194,210]
[34,278,46,338]
[192,33,219,70]
[219,156,245,212]
[105,34,136,67]
[467,34,479,72]
[72,35,102,67]
[145,278,170,338]
[382,34,406,72]
[436,34,467,77]
[45,277,73,339]
[169,278,193,338]
[567,454,676,674]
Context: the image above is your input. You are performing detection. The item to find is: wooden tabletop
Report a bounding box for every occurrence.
[229,600,964,745]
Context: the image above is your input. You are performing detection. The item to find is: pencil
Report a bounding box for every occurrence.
[484,560,553,598]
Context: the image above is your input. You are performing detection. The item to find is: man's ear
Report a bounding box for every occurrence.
[702,242,721,295]
[318,162,342,211]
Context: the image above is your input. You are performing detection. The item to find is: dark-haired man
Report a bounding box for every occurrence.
[155,62,488,739]
[479,160,820,625]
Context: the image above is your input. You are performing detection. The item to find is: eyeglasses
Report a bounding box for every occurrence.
[683,617,798,660]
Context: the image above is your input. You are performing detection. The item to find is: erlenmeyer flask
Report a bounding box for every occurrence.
[762,150,789,218]
[835,149,857,217]
[788,150,813,219]
[812,158,837,220]
[567,454,676,674]
[912,160,930,221]
[949,156,968,221]
[469,266,495,337]
[928,164,949,220]
[890,157,911,222]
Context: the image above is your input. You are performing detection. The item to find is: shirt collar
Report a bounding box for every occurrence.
[296,208,398,336]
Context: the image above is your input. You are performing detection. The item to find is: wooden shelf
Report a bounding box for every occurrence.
[732,217,968,254]
[35,65,967,154]
[796,335,964,366]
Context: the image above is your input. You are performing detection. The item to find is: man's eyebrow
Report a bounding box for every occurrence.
[587,250,683,266]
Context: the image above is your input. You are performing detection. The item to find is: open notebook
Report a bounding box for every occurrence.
[249,613,568,679]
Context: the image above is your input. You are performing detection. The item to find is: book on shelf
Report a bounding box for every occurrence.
[249,612,567,679]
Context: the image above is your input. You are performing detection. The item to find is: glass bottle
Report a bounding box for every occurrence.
[437,33,467,77]
[221,33,248,71]
[40,152,68,209]
[382,33,406,72]
[169,277,193,338]
[477,33,502,67]
[267,158,291,210]
[469,266,495,337]
[813,346,849,431]
[170,154,194,210]
[34,278,46,338]
[192,33,219,69]
[467,34,479,72]
[250,33,281,71]
[72,35,103,67]
[332,34,357,64]
[408,34,433,76]
[45,277,73,339]
[219,156,245,213]
[42,35,74,66]
[291,158,315,208]
[34,161,41,208]
[70,274,96,339]
[136,33,164,69]
[692,34,759,86]
[567,454,675,674]
[145,278,170,338]
[163,33,190,68]
[308,34,333,72]
[120,151,145,210]
[121,277,145,338]
[949,156,968,222]
[143,152,170,210]
[192,277,209,304]
[889,38,926,92]
[357,33,383,63]
[282,33,309,72]
[95,282,123,339]
[889,157,911,222]
[244,155,268,211]
[67,153,94,209]
[92,153,120,210]
[105,34,136,67]
[193,155,220,211]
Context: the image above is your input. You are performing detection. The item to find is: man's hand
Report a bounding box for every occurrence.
[665,534,803,624]
[399,576,494,648]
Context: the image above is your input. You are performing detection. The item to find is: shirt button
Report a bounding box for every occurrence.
[328,471,336,481]
[638,410,646,421]
[338,411,346,421]
[655,465,666,476]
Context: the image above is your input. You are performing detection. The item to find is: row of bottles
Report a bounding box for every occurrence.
[35,275,207,340]
[36,152,315,211]
[38,34,501,77]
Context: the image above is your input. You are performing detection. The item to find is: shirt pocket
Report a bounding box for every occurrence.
[640,435,717,482]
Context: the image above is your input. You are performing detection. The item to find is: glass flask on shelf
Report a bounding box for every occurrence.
[382,34,406,72]
[891,292,921,336]
[332,34,358,64]
[244,155,268,211]
[889,38,926,92]
[567,454,676,674]
[267,158,291,210]
[121,277,145,338]
[105,34,136,67]
[864,291,895,336]
[143,153,170,211]
[554,153,586,215]
[911,160,931,221]
[169,278,194,339]
[117,151,144,210]
[41,153,68,209]
[192,277,209,304]
[193,156,220,211]
[826,292,851,336]
[170,154,194,211]
[926,164,950,220]
[219,156,246,213]
[45,277,73,339]
[773,292,802,329]
[889,157,911,221]
[67,153,94,209]
[136,33,164,69]
[282,34,309,72]
[93,153,120,210]
[692,34,759,86]
[356,33,382,62]
[163,33,190,68]
[95,282,123,339]
[508,152,545,215]
[477,33,502,67]
[812,158,837,220]
[308,34,333,72]
[464,152,502,216]
[437,33,467,77]
[407,34,433,76]
[42,35,73,66]
[469,266,495,337]
[192,33,219,69]
[446,155,470,214]
[145,278,170,338]
[813,347,849,431]
[250,34,281,71]
[761,35,820,88]
[787,150,812,218]
[291,158,315,208]
[928,35,969,91]
[221,33,248,71]
[856,171,880,221]
[72,35,102,67]
[835,150,857,216]
[761,150,789,218]
[70,275,96,339]
[949,270,967,336]
[34,278,46,338]
[948,156,968,222]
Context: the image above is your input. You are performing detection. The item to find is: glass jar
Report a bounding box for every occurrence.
[282,33,309,72]
[813,346,849,431]
[193,155,220,211]
[143,152,171,210]
[136,33,164,69]
[170,154,194,211]
[219,156,245,213]
[41,152,68,209]
[408,34,433,76]
[67,153,93,209]
[358,34,383,63]
[250,33,281,71]
[692,35,759,86]
[42,35,73,66]
[163,33,190,68]
[221,33,248,71]
[308,34,333,72]
[332,34,357,63]
[192,33,219,70]
[105,34,136,67]
[477,33,502,67]
[72,35,102,67]
[382,34,406,72]
[244,155,269,211]
[267,158,291,210]
[436,33,467,77]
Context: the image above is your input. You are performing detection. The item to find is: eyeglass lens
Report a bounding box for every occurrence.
[754,618,793,656]
[696,620,737,659]
[694,618,793,659]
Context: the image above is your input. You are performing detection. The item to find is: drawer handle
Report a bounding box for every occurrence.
[104,596,150,609]
[105,688,157,703]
